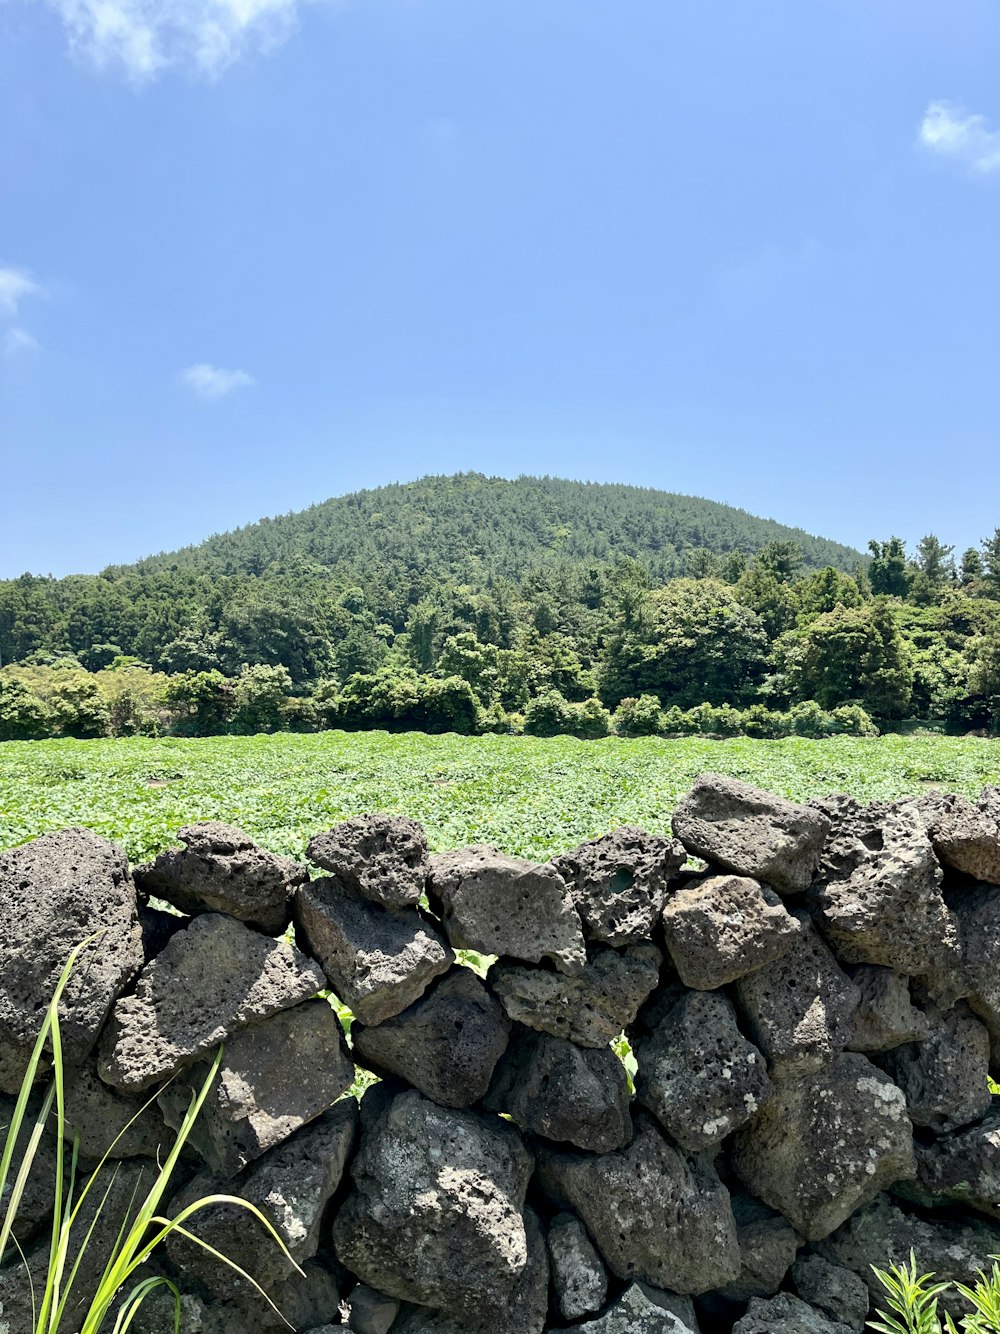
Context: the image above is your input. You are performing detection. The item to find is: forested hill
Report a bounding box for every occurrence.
[118,474,863,583]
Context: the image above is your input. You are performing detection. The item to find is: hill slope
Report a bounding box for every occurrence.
[120,473,863,583]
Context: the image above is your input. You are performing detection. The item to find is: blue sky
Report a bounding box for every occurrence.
[1,0,999,577]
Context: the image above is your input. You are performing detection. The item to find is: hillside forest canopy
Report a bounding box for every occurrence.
[2,473,1000,742]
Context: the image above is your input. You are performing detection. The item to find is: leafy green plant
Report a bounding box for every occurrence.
[0,941,302,1333]
[869,1252,1000,1334]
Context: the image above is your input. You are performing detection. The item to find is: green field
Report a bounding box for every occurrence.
[2,731,999,865]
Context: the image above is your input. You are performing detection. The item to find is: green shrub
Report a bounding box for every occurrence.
[612,694,664,737]
[0,676,53,741]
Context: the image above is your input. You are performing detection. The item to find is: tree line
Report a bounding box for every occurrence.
[3,523,1000,741]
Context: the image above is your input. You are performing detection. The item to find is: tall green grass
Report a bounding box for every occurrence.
[0,940,299,1332]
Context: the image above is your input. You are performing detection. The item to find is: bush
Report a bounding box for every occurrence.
[523,690,576,738]
[572,697,612,739]
[47,673,112,739]
[230,664,293,734]
[741,704,793,739]
[830,703,879,736]
[612,694,664,737]
[478,701,521,734]
[0,676,53,740]
[788,700,835,738]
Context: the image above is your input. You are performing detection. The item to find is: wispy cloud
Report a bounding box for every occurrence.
[918,101,1000,175]
[41,0,313,83]
[179,362,255,399]
[3,327,41,358]
[0,265,42,317]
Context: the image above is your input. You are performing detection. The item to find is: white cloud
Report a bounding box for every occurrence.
[179,362,255,399]
[0,266,42,317]
[3,327,41,357]
[918,101,1000,175]
[43,0,309,82]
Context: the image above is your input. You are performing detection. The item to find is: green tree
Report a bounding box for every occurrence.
[867,538,911,599]
[600,579,768,709]
[796,567,863,618]
[47,672,112,738]
[961,547,985,585]
[436,633,500,702]
[915,534,955,583]
[231,664,293,734]
[164,670,235,736]
[982,528,1000,597]
[0,676,53,740]
[780,601,914,718]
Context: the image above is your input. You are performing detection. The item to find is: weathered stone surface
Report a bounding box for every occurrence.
[98,913,325,1092]
[952,882,1000,1035]
[884,1002,991,1133]
[817,1195,1000,1322]
[308,814,429,911]
[919,789,1000,884]
[490,945,661,1048]
[811,805,962,978]
[332,1090,535,1323]
[135,821,309,936]
[909,1102,1000,1219]
[847,965,929,1052]
[733,911,860,1074]
[538,1114,739,1295]
[672,773,830,895]
[485,1028,631,1152]
[428,846,586,974]
[158,998,355,1175]
[731,1052,915,1242]
[0,827,144,1093]
[547,1212,608,1321]
[634,989,770,1150]
[732,1293,854,1334]
[167,1102,357,1307]
[63,1060,170,1160]
[551,1282,701,1334]
[349,1284,401,1334]
[352,969,509,1109]
[717,1193,801,1303]
[295,877,453,1026]
[660,875,800,990]
[791,1255,869,1333]
[551,827,685,946]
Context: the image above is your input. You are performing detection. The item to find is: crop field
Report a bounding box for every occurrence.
[2,730,999,864]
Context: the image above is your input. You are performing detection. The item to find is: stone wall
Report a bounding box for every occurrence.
[3,775,1000,1333]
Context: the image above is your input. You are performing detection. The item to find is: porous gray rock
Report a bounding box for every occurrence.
[811,805,962,979]
[537,1114,740,1295]
[919,789,1000,884]
[547,1212,608,1322]
[731,1051,915,1241]
[307,814,430,911]
[847,965,930,1052]
[952,882,1000,1035]
[672,773,830,895]
[733,911,860,1074]
[134,821,308,936]
[349,1284,401,1334]
[660,875,801,990]
[550,826,685,946]
[428,846,586,974]
[167,1101,357,1308]
[791,1255,869,1333]
[0,827,144,1093]
[98,913,325,1092]
[633,988,770,1150]
[817,1195,1000,1322]
[294,877,453,1025]
[484,1028,631,1152]
[910,1102,1000,1219]
[550,1282,701,1333]
[332,1090,535,1323]
[717,1193,802,1303]
[62,1060,170,1160]
[157,998,355,1175]
[732,1293,854,1333]
[490,944,660,1048]
[884,1002,991,1133]
[352,968,510,1109]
